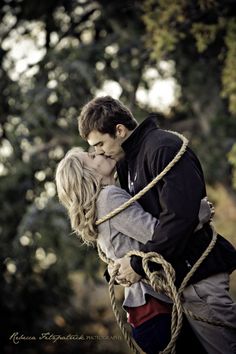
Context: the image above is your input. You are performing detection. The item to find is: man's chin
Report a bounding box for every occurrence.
[106,155,117,161]
[105,153,124,162]
[112,154,124,162]
[105,155,114,160]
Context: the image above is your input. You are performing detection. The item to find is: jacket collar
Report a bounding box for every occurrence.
[121,114,159,160]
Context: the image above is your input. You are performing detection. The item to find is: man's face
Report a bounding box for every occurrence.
[87,130,125,161]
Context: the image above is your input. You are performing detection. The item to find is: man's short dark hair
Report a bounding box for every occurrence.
[78,96,138,140]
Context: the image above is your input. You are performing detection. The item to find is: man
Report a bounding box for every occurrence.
[78,95,236,354]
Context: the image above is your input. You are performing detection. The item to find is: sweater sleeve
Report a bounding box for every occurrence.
[104,186,159,244]
[130,146,205,275]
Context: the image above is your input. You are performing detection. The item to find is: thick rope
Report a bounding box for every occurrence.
[128,250,183,354]
[95,130,235,354]
[98,225,234,354]
[97,246,142,354]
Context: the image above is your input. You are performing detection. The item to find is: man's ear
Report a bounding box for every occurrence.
[115,124,127,138]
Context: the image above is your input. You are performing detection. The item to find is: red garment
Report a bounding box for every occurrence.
[127,296,172,328]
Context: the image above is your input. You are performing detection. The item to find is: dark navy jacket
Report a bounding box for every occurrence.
[117,115,236,286]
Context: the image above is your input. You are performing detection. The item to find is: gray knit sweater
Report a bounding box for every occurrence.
[96,185,171,310]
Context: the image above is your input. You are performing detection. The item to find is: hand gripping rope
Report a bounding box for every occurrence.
[95,131,235,354]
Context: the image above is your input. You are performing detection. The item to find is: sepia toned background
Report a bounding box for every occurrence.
[1,1,236,353]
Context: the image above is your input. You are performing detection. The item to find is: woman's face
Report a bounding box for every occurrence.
[78,151,116,177]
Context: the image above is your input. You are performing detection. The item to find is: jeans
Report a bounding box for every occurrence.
[131,314,171,354]
[182,272,236,354]
[131,313,207,354]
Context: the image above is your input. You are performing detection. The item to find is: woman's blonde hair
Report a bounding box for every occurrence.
[55,147,101,246]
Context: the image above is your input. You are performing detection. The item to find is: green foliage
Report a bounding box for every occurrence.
[191,20,224,53]
[143,0,236,118]
[222,19,236,115]
[228,143,236,190]
[143,0,236,191]
[1,1,236,352]
[0,1,150,352]
[143,0,186,58]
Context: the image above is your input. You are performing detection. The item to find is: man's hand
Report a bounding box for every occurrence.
[195,197,215,231]
[114,256,142,286]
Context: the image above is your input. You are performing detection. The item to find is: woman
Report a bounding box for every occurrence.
[55,147,210,354]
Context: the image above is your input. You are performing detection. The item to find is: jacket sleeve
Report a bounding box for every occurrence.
[130,146,206,276]
[105,186,159,244]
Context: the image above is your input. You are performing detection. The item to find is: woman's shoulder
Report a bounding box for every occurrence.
[98,185,131,205]
[96,185,130,220]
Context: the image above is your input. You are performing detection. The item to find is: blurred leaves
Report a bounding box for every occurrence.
[222,19,236,115]
[1,1,236,353]
[228,143,236,190]
[143,0,236,190]
[0,1,147,353]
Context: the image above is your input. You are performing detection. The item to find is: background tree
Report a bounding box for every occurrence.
[1,1,236,353]
[0,1,147,353]
[143,0,236,185]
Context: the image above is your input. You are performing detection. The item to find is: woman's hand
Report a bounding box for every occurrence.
[113,256,142,286]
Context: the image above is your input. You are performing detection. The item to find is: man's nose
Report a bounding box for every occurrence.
[94,146,104,155]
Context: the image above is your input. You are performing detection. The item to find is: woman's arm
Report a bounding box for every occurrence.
[100,185,159,244]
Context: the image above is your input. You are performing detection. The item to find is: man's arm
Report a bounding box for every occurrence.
[110,196,213,284]
[195,197,214,232]
[130,146,206,276]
